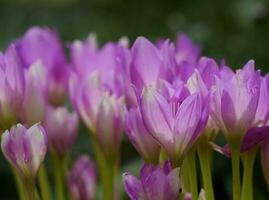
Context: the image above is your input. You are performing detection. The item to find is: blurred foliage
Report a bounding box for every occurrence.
[0,0,269,199]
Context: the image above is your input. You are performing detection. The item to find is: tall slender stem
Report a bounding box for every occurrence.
[11,168,26,200]
[198,144,215,200]
[38,164,52,200]
[186,150,198,200]
[91,136,118,200]
[52,155,65,200]
[241,148,257,200]
[230,144,241,200]
[22,177,35,200]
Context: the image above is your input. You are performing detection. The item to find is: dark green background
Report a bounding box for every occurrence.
[0,0,269,199]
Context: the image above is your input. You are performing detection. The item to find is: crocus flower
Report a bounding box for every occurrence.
[1,123,47,180]
[70,72,126,159]
[43,106,78,157]
[210,60,261,144]
[125,108,160,164]
[0,45,25,130]
[255,73,269,126]
[16,26,69,105]
[96,93,125,159]
[140,86,208,166]
[21,61,47,126]
[187,58,220,140]
[123,161,180,200]
[175,34,200,81]
[70,38,128,97]
[68,155,96,200]
[130,37,163,96]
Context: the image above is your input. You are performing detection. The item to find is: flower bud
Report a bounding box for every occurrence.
[68,156,96,200]
[44,106,78,157]
[1,123,47,179]
[123,161,180,200]
[0,45,25,130]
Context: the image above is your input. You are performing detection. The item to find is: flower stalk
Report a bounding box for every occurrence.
[37,164,52,200]
[230,143,241,200]
[92,136,118,200]
[198,143,214,200]
[185,150,198,200]
[241,148,257,200]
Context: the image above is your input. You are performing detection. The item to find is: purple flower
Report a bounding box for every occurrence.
[125,108,160,164]
[43,106,78,157]
[187,58,220,139]
[140,86,208,165]
[69,72,125,158]
[0,45,25,130]
[123,161,180,200]
[1,123,47,179]
[210,60,261,143]
[96,93,126,158]
[69,72,103,132]
[255,73,269,126]
[21,61,47,126]
[130,37,163,96]
[175,34,200,66]
[70,38,129,97]
[68,155,96,200]
[175,34,200,81]
[16,26,69,105]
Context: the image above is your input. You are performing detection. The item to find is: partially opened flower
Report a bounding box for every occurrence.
[44,106,78,157]
[70,37,128,97]
[70,72,126,159]
[210,60,261,145]
[187,58,220,140]
[96,93,125,159]
[125,108,160,164]
[16,26,69,105]
[255,73,269,126]
[69,72,103,132]
[0,44,25,130]
[1,123,47,180]
[130,37,163,96]
[175,34,200,81]
[21,61,47,126]
[68,155,96,200]
[123,161,180,200]
[140,86,208,166]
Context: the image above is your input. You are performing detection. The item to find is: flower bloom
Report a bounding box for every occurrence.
[0,45,25,130]
[123,161,180,200]
[125,108,160,164]
[43,106,78,157]
[69,72,125,158]
[68,155,96,200]
[21,61,47,125]
[1,123,47,179]
[16,26,69,105]
[140,86,208,165]
[210,60,261,144]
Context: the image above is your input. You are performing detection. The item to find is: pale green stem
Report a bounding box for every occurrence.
[11,168,26,200]
[91,136,118,200]
[38,164,52,200]
[198,145,215,200]
[181,158,191,193]
[230,144,241,200]
[52,155,65,200]
[241,148,257,200]
[22,177,35,200]
[186,150,198,200]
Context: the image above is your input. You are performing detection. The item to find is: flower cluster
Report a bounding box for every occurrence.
[0,26,268,200]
